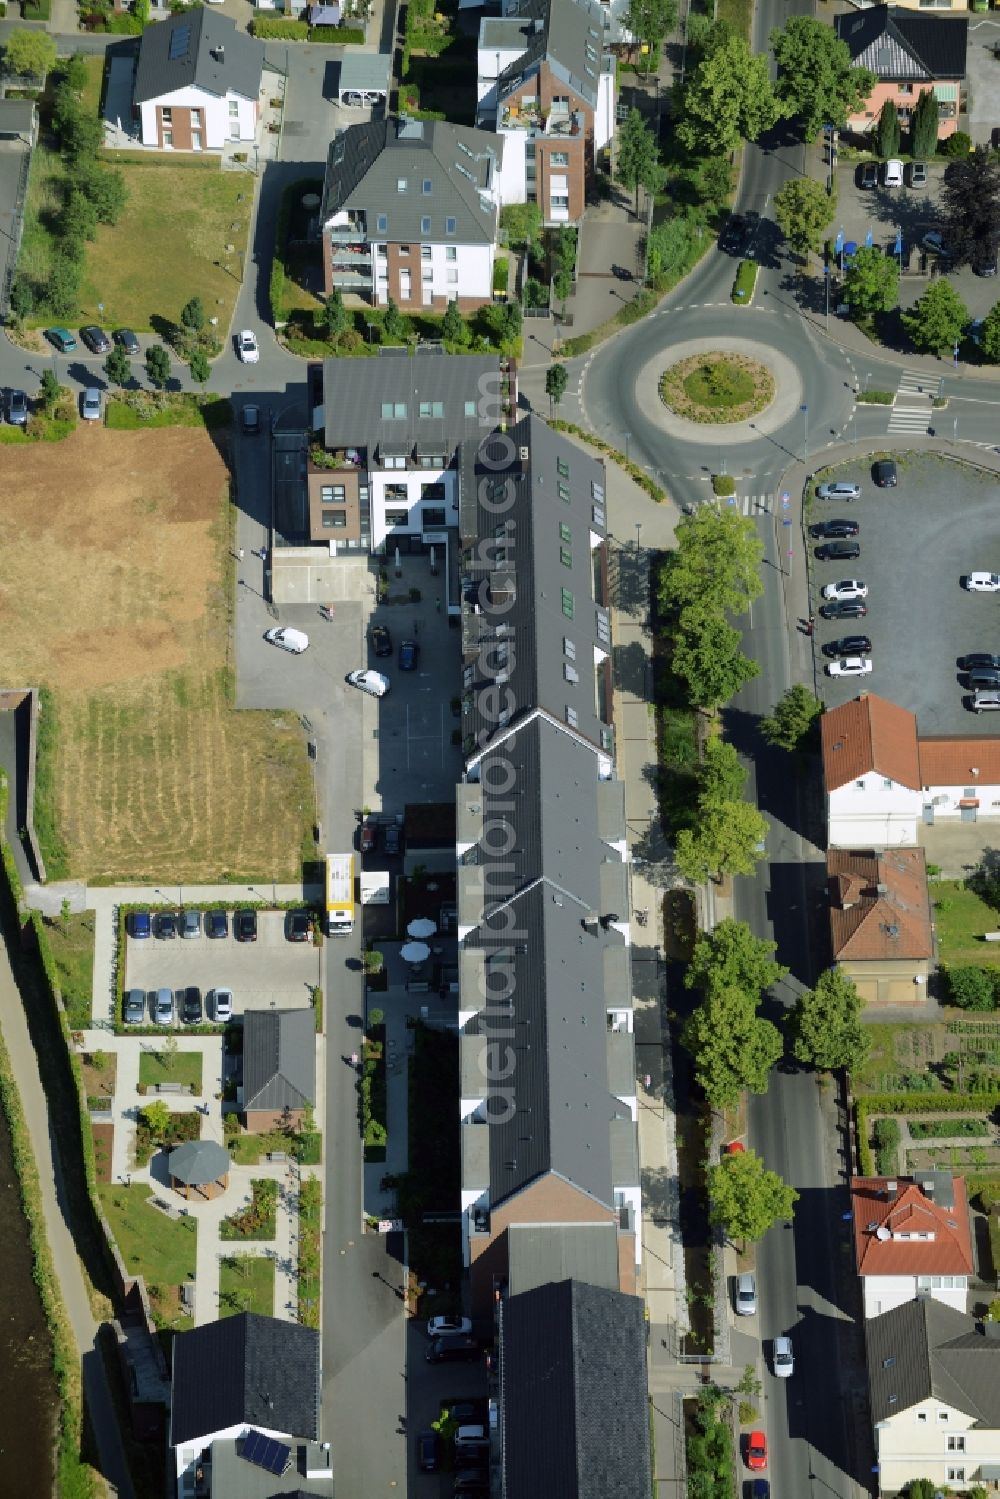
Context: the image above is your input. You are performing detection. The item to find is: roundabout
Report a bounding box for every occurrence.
[658,351,774,425]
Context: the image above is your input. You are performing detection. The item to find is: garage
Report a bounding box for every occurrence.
[335,52,391,109]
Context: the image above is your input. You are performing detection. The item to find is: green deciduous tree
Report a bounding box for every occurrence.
[478,299,521,345]
[62,52,88,93]
[180,295,206,333]
[616,108,663,218]
[674,799,769,885]
[545,362,568,412]
[774,178,836,260]
[140,1100,171,1138]
[319,288,350,347]
[62,189,98,244]
[441,298,468,345]
[622,0,678,67]
[696,737,747,806]
[910,88,940,161]
[646,213,700,280]
[78,164,128,225]
[59,105,103,167]
[876,99,900,161]
[4,29,57,78]
[686,917,787,1000]
[946,966,996,1011]
[940,145,1000,273]
[8,277,33,325]
[40,369,60,412]
[47,254,80,320]
[382,296,408,341]
[980,300,1000,362]
[189,349,210,384]
[660,504,764,620]
[902,277,969,355]
[843,243,899,318]
[789,967,871,1072]
[105,346,131,387]
[760,683,823,751]
[146,345,171,388]
[682,986,784,1107]
[500,202,542,255]
[676,36,780,156]
[707,1148,798,1243]
[672,608,759,710]
[698,156,733,211]
[770,17,875,141]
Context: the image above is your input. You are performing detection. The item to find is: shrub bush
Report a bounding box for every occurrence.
[947,965,997,1011]
[856,389,894,404]
[712,473,735,496]
[939,130,972,158]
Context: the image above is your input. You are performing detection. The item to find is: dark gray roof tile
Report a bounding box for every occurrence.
[170,1314,320,1446]
[866,1299,1000,1425]
[134,10,263,105]
[243,1008,316,1114]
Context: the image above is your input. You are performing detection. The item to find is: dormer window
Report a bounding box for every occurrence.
[376,213,388,233]
[422,178,432,194]
[397,178,408,193]
[421,216,431,234]
[446,216,457,235]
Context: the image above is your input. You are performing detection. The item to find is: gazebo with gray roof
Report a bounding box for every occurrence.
[168,1139,231,1201]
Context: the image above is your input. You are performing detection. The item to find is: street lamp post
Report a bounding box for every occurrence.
[800,403,809,465]
[953,342,960,370]
[635,522,642,555]
[623,431,631,465]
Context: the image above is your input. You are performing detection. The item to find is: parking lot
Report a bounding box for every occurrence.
[124,909,321,1018]
[835,159,1000,320]
[809,452,1000,733]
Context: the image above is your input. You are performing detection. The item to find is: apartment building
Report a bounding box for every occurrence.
[131,10,263,152]
[834,6,968,141]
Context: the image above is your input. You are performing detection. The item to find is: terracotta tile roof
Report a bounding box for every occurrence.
[827,848,933,960]
[851,1176,973,1277]
[821,693,920,793]
[918,735,1000,789]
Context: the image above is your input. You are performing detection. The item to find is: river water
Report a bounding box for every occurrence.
[0,1100,57,1495]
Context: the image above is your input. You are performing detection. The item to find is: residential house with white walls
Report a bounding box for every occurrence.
[851,1174,973,1319]
[131,10,264,151]
[827,846,934,1005]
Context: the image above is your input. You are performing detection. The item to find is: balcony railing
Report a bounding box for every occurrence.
[499,108,582,137]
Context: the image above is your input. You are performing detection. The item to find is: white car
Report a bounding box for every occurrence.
[773,1335,794,1378]
[883,158,904,188]
[827,656,872,677]
[427,1315,472,1338]
[237,329,260,364]
[209,988,233,1022]
[966,572,1000,592]
[264,627,309,654]
[821,579,868,601]
[816,481,861,501]
[347,669,389,697]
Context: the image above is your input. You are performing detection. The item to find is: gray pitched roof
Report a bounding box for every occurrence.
[321,117,502,246]
[866,1300,1000,1426]
[243,1008,316,1114]
[835,5,967,80]
[168,1138,230,1186]
[134,10,264,106]
[322,350,503,459]
[506,1223,622,1296]
[170,1314,320,1446]
[500,1280,652,1499]
[495,0,609,109]
[460,414,613,759]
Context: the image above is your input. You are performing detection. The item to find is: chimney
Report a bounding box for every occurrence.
[886,1179,898,1198]
[920,1178,935,1199]
[216,43,225,62]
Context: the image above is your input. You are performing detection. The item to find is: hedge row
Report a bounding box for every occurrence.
[856,1090,1000,1174]
[250,16,364,40]
[547,419,668,504]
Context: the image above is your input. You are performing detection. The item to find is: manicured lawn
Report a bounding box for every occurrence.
[138,1050,203,1092]
[42,912,96,1031]
[219,1254,275,1318]
[933,879,1000,968]
[228,1127,321,1166]
[97,1185,196,1330]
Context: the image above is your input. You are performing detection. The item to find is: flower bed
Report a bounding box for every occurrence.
[220,1179,277,1241]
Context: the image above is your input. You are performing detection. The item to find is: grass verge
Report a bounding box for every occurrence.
[97,1185,196,1329]
[41,912,95,1031]
[298,1176,322,1328]
[219,1254,275,1316]
[138,1050,203,1092]
[933,879,1000,968]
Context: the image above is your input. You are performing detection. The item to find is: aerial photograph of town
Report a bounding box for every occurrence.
[3,0,1000,1492]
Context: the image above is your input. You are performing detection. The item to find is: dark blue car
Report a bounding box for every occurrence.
[128,910,151,939]
[398,639,419,671]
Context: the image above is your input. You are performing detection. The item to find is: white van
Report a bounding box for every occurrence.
[972,690,1000,713]
[265,627,309,654]
[883,159,904,188]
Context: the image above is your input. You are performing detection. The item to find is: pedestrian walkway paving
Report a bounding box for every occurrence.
[887,369,942,434]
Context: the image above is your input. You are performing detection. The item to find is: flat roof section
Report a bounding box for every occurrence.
[337,53,392,98]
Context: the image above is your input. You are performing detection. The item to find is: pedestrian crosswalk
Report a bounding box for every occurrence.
[887,370,942,433]
[727,492,774,516]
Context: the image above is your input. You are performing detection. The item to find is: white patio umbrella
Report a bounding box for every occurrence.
[407,917,437,939]
[400,941,431,964]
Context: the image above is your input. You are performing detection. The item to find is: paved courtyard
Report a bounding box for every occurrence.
[809,451,1000,734]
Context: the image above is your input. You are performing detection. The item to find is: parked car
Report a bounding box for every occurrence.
[827,656,873,677]
[417,1430,441,1473]
[973,245,998,278]
[816,481,861,501]
[155,911,178,939]
[237,328,260,364]
[180,909,201,939]
[347,669,389,697]
[967,667,1000,689]
[7,388,28,426]
[124,988,147,1025]
[773,1335,794,1378]
[181,987,203,1024]
[966,572,1000,592]
[748,1482,770,1499]
[265,627,309,654]
[821,579,868,601]
[816,540,860,561]
[241,404,261,435]
[80,324,111,354]
[285,909,312,943]
[921,230,949,258]
[369,624,392,657]
[735,1272,756,1316]
[113,328,140,355]
[611,263,633,280]
[972,691,1000,713]
[824,635,872,657]
[858,160,878,191]
[820,598,868,620]
[398,639,419,671]
[746,1432,767,1471]
[810,519,858,539]
[128,910,152,939]
[384,823,403,856]
[428,1315,472,1338]
[961,654,1000,671]
[45,327,77,352]
[153,987,174,1025]
[907,161,928,188]
[360,820,378,853]
[81,388,102,422]
[209,988,233,1022]
[425,1335,480,1364]
[206,909,228,939]
[235,909,257,942]
[883,159,904,187]
[873,458,897,487]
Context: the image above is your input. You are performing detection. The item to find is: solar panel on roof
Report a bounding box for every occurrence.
[168,24,191,59]
[240,1429,291,1476]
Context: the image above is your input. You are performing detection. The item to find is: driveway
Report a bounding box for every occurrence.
[964,18,1000,146]
[809,451,1000,734]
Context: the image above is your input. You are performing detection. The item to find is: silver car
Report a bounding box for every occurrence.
[816,481,861,501]
[773,1335,794,1377]
[972,691,1000,713]
[81,387,102,422]
[153,987,174,1025]
[180,909,201,939]
[736,1272,757,1316]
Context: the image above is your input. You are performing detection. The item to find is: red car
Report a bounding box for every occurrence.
[746,1432,767,1471]
[360,820,378,853]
